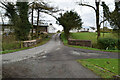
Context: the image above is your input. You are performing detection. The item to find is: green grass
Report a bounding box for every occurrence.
[70,32,117,44]
[1,38,50,54]
[77,59,120,78]
[68,45,120,53]
[1,47,33,54]
[2,35,21,51]
[1,34,53,54]
[60,32,120,53]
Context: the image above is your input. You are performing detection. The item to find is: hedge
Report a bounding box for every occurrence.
[97,38,119,50]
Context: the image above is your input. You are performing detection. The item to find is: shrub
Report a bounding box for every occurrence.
[92,43,98,48]
[40,32,48,38]
[97,38,117,50]
[116,39,120,50]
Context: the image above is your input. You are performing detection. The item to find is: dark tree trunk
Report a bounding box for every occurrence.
[1,14,4,33]
[36,9,40,38]
[96,1,100,39]
[64,27,70,41]
[31,8,34,39]
[65,30,70,40]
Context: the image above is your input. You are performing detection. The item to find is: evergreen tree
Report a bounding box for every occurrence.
[1,2,31,41]
[57,11,83,40]
[101,1,120,36]
[16,2,31,40]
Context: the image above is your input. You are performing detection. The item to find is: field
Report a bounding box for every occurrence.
[70,32,118,48]
[60,32,120,52]
[77,59,120,78]
[70,32,118,44]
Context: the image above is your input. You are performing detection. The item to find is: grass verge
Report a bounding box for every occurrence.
[1,34,53,54]
[77,59,120,78]
[60,32,120,53]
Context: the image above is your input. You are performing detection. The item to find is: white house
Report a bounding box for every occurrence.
[47,23,56,33]
[70,29,78,33]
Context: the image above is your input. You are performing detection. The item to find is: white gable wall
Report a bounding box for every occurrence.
[48,25,56,33]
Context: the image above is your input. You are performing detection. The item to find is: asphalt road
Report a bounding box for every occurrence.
[2,33,118,78]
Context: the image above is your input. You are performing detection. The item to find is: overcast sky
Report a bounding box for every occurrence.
[0,0,116,31]
[44,0,115,31]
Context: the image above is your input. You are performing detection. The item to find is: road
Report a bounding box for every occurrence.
[2,33,118,78]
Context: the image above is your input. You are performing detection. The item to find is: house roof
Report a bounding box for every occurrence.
[33,25,48,27]
[0,24,13,26]
[0,23,49,28]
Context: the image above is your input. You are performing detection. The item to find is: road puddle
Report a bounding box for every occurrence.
[71,51,100,56]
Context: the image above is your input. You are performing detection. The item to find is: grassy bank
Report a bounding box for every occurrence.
[60,32,120,53]
[1,33,53,54]
[77,59,120,78]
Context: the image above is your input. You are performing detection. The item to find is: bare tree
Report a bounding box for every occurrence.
[77,0,106,39]
[29,1,60,38]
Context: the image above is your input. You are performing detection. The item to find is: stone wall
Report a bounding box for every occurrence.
[23,39,42,47]
[68,39,92,47]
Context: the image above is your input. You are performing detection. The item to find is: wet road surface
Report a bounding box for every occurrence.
[2,33,118,78]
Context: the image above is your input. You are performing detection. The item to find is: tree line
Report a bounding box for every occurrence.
[0,0,59,41]
[0,0,119,41]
